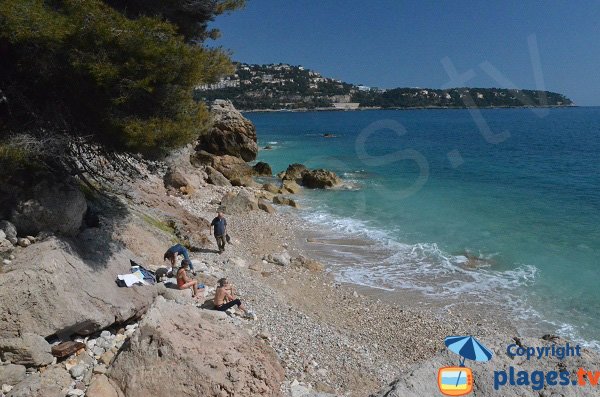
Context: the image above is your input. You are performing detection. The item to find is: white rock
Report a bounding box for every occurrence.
[2,259,10,265]
[17,238,30,248]
[100,330,111,338]
[69,364,86,379]
[67,389,85,397]
[2,384,14,393]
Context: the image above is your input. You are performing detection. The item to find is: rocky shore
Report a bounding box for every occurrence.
[1,100,598,397]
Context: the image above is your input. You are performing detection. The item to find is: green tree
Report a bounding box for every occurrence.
[0,0,243,175]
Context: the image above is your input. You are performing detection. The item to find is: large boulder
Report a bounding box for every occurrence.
[9,181,87,237]
[109,297,285,397]
[6,365,71,397]
[0,364,26,386]
[192,151,254,186]
[252,161,272,176]
[0,220,18,244]
[301,169,341,189]
[0,236,156,339]
[0,232,14,254]
[273,195,298,208]
[220,190,259,214]
[86,374,123,397]
[282,163,308,182]
[0,333,53,366]
[196,100,258,161]
[205,166,232,187]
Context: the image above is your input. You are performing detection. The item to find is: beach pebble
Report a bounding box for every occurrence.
[69,364,86,379]
[17,238,30,248]
[67,388,85,397]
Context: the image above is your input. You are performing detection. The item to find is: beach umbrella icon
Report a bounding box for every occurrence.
[445,335,493,366]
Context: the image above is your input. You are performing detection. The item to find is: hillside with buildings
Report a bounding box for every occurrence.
[195,63,573,110]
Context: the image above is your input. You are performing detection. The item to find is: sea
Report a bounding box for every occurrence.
[246,107,600,349]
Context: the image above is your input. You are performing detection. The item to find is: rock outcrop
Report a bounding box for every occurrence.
[282,163,308,182]
[6,365,71,397]
[220,190,259,214]
[273,195,298,208]
[301,169,341,189]
[0,237,156,339]
[109,297,285,397]
[196,100,258,162]
[252,161,272,176]
[0,220,18,245]
[192,151,254,187]
[0,333,53,367]
[205,166,232,187]
[9,180,87,237]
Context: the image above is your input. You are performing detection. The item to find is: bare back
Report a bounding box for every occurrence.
[214,286,228,307]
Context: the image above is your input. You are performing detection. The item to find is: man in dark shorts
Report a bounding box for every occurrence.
[210,210,227,253]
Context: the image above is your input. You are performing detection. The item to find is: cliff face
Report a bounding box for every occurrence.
[196,99,258,162]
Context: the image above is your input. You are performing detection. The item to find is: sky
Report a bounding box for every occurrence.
[209,1,600,106]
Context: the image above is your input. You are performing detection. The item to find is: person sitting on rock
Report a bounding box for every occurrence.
[164,244,194,274]
[214,278,253,318]
[210,210,228,254]
[177,260,203,299]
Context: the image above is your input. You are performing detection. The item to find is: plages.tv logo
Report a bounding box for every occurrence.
[438,336,493,396]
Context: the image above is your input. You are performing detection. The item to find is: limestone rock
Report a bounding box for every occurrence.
[163,168,190,191]
[220,190,259,214]
[10,180,87,237]
[0,364,26,386]
[196,100,258,161]
[282,179,301,194]
[192,151,254,185]
[16,238,30,248]
[0,237,156,339]
[0,333,53,367]
[258,199,276,214]
[109,297,284,397]
[0,235,13,253]
[301,169,341,189]
[86,374,122,397]
[205,166,232,187]
[273,195,298,208]
[7,365,71,397]
[265,252,291,267]
[291,256,325,272]
[282,163,308,182]
[0,220,17,244]
[252,161,272,176]
[262,183,280,194]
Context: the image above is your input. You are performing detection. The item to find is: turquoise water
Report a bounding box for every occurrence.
[248,108,600,347]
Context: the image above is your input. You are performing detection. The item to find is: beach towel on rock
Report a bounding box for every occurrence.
[129,260,156,285]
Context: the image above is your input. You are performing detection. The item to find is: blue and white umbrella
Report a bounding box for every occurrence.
[445,335,493,366]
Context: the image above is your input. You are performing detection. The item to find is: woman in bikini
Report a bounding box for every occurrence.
[177,260,203,299]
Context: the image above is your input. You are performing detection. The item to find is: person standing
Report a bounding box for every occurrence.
[210,210,227,254]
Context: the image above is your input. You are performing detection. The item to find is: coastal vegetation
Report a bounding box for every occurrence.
[196,63,573,110]
[0,0,244,177]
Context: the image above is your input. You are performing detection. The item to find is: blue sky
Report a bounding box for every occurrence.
[210,1,600,105]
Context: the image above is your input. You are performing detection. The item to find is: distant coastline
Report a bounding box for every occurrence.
[241,103,577,113]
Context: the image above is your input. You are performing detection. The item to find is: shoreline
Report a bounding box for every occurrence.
[240,104,578,114]
[173,183,534,396]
